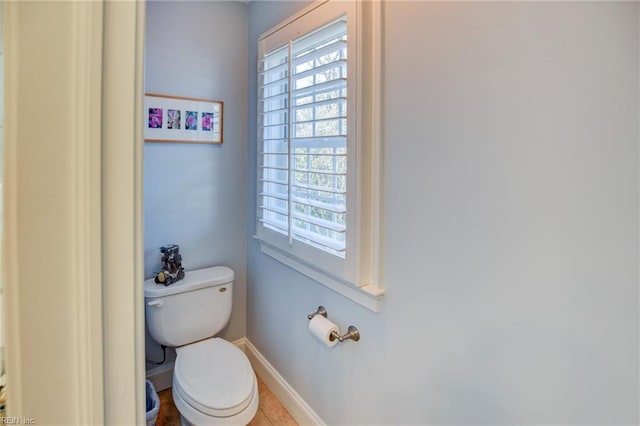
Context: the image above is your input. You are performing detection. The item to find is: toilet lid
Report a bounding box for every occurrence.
[174,338,256,417]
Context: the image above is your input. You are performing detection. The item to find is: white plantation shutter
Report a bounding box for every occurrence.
[258,15,350,257]
[291,17,348,255]
[256,0,383,311]
[259,44,290,236]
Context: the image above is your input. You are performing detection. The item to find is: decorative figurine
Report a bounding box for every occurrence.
[155,244,185,286]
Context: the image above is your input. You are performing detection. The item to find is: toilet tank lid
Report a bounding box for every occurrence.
[144,266,234,298]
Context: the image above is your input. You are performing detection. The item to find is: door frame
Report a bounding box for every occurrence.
[3,1,146,423]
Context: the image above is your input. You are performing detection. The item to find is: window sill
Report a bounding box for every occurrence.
[255,237,384,312]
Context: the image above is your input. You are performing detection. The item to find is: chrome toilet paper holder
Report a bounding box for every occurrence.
[307,305,360,343]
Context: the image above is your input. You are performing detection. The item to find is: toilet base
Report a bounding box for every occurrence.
[173,379,259,426]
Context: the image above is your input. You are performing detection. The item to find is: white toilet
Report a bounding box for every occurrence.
[145,266,259,425]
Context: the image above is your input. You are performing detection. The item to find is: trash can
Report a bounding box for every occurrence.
[146,380,160,426]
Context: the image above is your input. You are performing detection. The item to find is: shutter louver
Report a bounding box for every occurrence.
[258,16,348,257]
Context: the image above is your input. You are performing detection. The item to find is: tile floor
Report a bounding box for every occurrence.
[155,376,298,426]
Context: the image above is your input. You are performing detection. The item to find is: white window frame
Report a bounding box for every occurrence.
[256,0,384,311]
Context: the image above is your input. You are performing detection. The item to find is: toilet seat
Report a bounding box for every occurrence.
[174,338,256,418]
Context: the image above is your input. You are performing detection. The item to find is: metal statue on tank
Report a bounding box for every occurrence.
[154,244,185,286]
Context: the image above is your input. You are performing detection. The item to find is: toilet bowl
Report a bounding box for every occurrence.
[172,339,258,425]
[144,266,258,425]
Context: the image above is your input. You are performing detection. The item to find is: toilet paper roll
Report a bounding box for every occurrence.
[309,315,339,347]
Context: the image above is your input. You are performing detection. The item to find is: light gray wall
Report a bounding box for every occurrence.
[247,2,639,424]
[144,0,248,364]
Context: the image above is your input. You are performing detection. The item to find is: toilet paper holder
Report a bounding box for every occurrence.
[307,305,328,320]
[307,305,361,343]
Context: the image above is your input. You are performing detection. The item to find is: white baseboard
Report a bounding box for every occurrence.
[239,338,325,426]
[145,361,174,392]
[232,337,247,353]
[146,338,324,425]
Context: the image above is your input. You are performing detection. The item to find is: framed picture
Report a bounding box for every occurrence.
[144,93,224,144]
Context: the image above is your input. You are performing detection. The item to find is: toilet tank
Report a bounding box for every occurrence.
[144,266,234,347]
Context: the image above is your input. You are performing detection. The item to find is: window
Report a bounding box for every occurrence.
[256,0,383,311]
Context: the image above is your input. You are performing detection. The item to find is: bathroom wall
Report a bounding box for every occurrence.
[144,1,248,364]
[247,2,639,424]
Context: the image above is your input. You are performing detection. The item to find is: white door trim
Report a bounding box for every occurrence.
[3,1,106,423]
[102,1,146,424]
[3,1,146,423]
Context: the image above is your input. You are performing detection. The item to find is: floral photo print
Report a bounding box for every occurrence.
[202,112,214,131]
[148,108,163,128]
[185,111,198,130]
[167,109,181,129]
